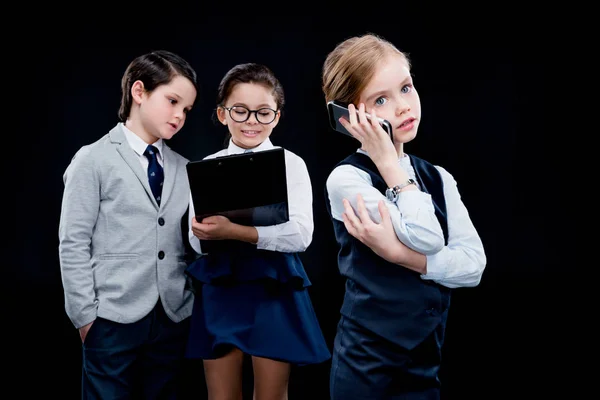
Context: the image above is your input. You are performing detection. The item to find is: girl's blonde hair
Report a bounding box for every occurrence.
[321,33,411,106]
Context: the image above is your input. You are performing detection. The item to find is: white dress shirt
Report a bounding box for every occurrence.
[121,122,165,169]
[188,138,314,254]
[326,149,486,288]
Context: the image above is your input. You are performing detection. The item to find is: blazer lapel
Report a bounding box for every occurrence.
[160,145,178,207]
[109,125,159,209]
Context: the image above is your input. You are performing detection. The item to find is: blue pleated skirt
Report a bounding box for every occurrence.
[184,244,331,365]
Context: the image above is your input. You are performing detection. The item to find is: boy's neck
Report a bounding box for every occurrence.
[125,117,155,145]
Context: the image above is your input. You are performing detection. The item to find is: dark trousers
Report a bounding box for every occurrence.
[81,300,190,400]
[330,311,448,400]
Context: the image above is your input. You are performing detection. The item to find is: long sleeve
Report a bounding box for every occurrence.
[255,151,313,252]
[187,148,313,254]
[58,146,100,329]
[326,163,444,255]
[421,166,487,288]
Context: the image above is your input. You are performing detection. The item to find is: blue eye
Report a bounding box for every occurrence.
[401,85,412,94]
[375,97,387,106]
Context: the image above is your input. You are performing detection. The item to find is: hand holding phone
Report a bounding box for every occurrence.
[327,100,393,142]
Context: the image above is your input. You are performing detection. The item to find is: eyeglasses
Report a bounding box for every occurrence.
[221,105,278,124]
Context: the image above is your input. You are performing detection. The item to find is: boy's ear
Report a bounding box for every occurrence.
[131,80,145,104]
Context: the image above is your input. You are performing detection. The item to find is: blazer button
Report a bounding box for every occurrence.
[158,251,165,259]
[158,217,165,226]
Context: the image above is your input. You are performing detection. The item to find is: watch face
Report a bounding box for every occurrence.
[385,188,397,202]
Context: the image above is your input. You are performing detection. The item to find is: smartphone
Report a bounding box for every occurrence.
[327,100,393,141]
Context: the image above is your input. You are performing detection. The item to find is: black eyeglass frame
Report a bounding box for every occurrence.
[220,105,279,124]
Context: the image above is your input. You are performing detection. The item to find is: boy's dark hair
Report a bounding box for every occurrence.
[119,50,198,122]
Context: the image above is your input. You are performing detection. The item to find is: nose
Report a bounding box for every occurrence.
[395,97,411,116]
[246,111,259,124]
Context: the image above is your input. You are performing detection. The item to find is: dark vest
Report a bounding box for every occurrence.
[324,152,451,350]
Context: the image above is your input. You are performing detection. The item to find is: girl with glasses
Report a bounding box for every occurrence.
[185,62,330,400]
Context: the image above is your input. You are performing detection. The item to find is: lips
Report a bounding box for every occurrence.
[398,118,415,128]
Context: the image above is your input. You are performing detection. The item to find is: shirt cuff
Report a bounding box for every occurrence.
[422,247,450,280]
[255,226,272,250]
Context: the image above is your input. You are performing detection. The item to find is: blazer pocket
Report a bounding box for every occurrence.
[95,254,140,290]
[97,253,139,260]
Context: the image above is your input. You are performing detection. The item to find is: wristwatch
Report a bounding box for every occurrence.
[385,179,416,202]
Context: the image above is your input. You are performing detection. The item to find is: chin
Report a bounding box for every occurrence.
[238,137,263,147]
[162,130,179,140]
[394,132,417,144]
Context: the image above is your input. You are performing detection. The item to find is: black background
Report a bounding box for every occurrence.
[7,11,552,399]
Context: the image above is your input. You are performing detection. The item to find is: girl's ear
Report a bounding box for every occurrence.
[131,80,145,105]
[216,106,227,125]
[270,110,281,129]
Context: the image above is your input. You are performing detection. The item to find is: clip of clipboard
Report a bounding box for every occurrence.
[186,147,289,227]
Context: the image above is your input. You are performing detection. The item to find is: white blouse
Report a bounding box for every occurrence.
[188,138,314,254]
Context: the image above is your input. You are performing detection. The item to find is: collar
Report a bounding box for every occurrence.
[121,122,164,158]
[227,138,274,155]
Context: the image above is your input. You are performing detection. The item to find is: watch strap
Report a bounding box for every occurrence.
[391,178,416,194]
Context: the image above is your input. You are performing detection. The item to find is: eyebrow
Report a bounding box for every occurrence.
[231,102,275,109]
[365,76,413,102]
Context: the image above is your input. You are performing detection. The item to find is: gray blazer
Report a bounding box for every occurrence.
[58,123,194,329]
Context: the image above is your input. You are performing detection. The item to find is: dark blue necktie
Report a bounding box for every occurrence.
[144,145,164,206]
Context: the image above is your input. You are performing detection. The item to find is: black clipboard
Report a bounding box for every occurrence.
[186,147,289,227]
